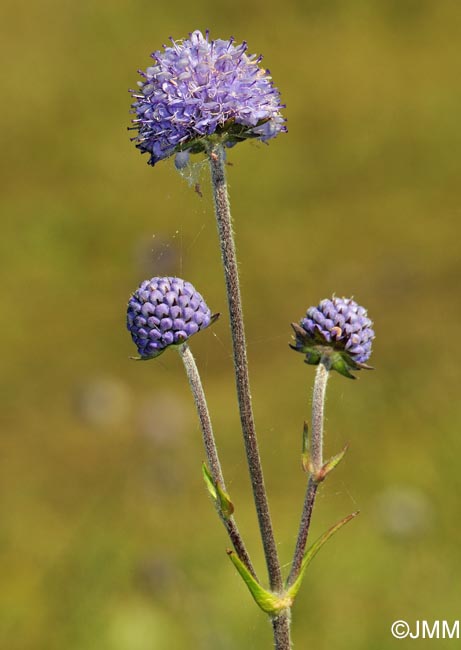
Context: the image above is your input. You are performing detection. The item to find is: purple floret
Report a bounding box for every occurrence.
[301,297,374,364]
[130,29,287,165]
[127,277,213,358]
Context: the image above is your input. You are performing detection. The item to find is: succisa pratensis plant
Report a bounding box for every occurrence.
[126,30,375,649]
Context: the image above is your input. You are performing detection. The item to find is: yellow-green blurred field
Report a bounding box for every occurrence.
[1,1,461,648]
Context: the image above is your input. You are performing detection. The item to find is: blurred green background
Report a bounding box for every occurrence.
[1,1,461,648]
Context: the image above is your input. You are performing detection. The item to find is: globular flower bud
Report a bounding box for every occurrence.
[291,297,375,378]
[127,277,216,359]
[129,30,286,166]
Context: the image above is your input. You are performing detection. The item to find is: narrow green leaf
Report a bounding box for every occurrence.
[202,465,234,519]
[216,481,235,519]
[287,511,359,601]
[227,550,292,615]
[317,443,349,481]
[201,462,217,501]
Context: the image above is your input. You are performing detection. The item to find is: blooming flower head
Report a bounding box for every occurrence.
[130,29,286,166]
[291,297,375,378]
[127,276,217,359]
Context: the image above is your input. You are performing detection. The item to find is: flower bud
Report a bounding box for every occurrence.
[127,276,215,359]
[291,297,375,378]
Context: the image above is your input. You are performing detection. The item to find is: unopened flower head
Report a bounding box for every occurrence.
[130,29,286,166]
[291,297,375,378]
[127,276,216,359]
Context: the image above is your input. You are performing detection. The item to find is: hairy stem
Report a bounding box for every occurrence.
[287,359,330,586]
[272,609,292,650]
[178,342,256,579]
[286,476,318,586]
[272,611,292,650]
[310,360,330,475]
[207,142,282,593]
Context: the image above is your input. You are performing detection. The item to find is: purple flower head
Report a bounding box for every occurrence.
[291,297,375,379]
[127,276,217,359]
[130,29,287,166]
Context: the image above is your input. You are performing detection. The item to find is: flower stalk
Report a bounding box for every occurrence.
[208,142,283,595]
[287,358,330,587]
[178,342,256,579]
[310,359,330,476]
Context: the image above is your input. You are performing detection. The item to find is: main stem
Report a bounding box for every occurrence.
[178,343,257,579]
[207,143,283,594]
[272,612,292,650]
[287,360,330,586]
